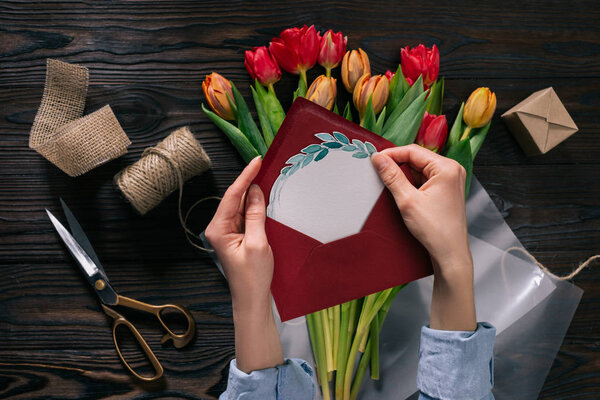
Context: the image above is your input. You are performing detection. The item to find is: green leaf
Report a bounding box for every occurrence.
[386,64,406,113]
[286,154,305,164]
[343,101,353,122]
[231,82,267,156]
[469,120,491,159]
[362,96,377,132]
[316,133,334,142]
[262,88,286,134]
[382,90,429,146]
[315,148,328,161]
[365,142,377,155]
[333,131,349,144]
[302,153,314,166]
[352,151,369,159]
[375,106,386,135]
[352,139,366,152]
[342,145,356,151]
[426,77,445,116]
[382,75,424,136]
[445,139,474,197]
[202,104,259,164]
[251,86,274,148]
[447,102,466,148]
[294,76,307,100]
[333,102,339,115]
[323,141,343,149]
[302,144,322,153]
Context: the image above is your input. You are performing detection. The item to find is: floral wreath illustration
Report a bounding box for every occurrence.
[268,132,378,216]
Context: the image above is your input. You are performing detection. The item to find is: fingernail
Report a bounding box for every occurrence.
[251,155,262,163]
[248,184,261,204]
[372,153,388,172]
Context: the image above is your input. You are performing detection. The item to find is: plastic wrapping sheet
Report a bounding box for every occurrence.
[272,177,583,400]
[200,177,583,400]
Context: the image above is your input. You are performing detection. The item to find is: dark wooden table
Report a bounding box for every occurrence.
[1,1,598,398]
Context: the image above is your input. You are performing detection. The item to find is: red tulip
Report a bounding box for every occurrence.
[318,29,347,74]
[384,70,395,82]
[401,44,439,88]
[269,25,321,77]
[245,46,282,87]
[416,112,447,153]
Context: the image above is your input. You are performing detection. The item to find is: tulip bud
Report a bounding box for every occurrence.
[463,87,497,129]
[353,73,389,119]
[318,30,347,74]
[306,75,337,111]
[401,44,439,88]
[384,70,395,82]
[245,46,282,87]
[341,48,371,93]
[202,72,235,121]
[416,112,448,153]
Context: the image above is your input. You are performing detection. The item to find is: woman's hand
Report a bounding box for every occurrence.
[371,145,477,331]
[205,156,284,372]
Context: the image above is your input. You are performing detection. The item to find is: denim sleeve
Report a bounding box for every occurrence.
[219,357,315,400]
[417,322,496,400]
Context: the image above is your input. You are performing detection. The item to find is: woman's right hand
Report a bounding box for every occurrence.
[371,144,477,331]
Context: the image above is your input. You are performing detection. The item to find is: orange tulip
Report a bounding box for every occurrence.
[352,73,389,120]
[306,75,337,110]
[202,72,235,121]
[341,48,370,93]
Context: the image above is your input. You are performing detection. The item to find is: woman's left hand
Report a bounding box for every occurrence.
[205,156,283,372]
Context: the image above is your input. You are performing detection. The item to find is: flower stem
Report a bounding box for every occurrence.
[333,305,340,370]
[320,309,334,373]
[369,313,380,380]
[350,340,371,400]
[326,67,332,78]
[300,69,308,89]
[460,125,472,141]
[335,301,351,398]
[309,312,331,400]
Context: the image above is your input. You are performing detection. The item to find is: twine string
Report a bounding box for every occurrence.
[502,246,599,281]
[141,146,219,252]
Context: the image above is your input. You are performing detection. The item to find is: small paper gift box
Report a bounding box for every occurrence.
[501,87,578,156]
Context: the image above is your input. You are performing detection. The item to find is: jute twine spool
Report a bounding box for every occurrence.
[115,126,211,215]
[115,126,214,250]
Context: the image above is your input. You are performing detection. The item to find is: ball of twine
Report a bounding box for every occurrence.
[115,126,211,215]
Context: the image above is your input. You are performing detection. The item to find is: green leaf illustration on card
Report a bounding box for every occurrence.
[279,131,377,176]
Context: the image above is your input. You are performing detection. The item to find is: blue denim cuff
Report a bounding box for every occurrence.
[417,322,496,400]
[220,358,314,400]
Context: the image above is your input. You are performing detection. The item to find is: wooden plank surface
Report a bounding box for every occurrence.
[1,1,599,398]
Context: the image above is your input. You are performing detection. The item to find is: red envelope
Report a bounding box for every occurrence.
[253,98,432,322]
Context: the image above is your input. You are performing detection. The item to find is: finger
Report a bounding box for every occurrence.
[213,156,262,223]
[380,144,442,175]
[371,152,417,203]
[243,184,268,249]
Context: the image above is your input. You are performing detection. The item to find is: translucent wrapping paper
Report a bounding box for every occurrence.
[273,177,583,400]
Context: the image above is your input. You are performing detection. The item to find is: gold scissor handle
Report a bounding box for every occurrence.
[101,304,164,382]
[115,295,196,349]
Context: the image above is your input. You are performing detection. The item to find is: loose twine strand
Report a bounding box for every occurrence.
[502,246,599,280]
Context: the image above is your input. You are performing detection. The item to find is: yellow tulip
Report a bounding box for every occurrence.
[306,75,337,111]
[352,73,389,121]
[341,48,370,93]
[463,87,496,129]
[202,72,236,121]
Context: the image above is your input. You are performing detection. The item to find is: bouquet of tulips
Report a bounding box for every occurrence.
[202,25,497,400]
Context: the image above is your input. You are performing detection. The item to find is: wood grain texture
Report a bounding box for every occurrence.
[0,0,598,398]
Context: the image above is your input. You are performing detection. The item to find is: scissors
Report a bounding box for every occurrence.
[46,199,196,382]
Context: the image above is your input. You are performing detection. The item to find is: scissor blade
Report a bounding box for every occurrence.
[59,198,105,275]
[46,209,99,278]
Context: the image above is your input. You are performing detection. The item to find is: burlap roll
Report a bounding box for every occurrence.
[115,126,212,215]
[29,59,130,176]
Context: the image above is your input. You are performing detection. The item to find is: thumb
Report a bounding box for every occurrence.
[244,184,268,246]
[371,152,416,205]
